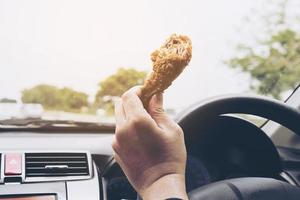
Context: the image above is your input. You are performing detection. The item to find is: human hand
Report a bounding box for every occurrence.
[112,86,188,200]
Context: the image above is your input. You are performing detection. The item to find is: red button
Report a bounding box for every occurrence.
[5,153,22,175]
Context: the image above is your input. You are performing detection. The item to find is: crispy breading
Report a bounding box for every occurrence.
[141,34,192,107]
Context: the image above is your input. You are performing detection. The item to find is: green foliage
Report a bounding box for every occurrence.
[0,98,17,103]
[95,68,147,115]
[228,29,300,99]
[22,84,88,112]
[227,0,300,99]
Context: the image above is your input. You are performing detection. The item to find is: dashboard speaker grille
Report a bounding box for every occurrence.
[25,152,89,177]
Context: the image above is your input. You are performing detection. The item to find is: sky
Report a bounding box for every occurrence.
[0,0,297,112]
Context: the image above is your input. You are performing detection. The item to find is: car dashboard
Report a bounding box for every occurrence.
[0,132,114,200]
[0,126,299,200]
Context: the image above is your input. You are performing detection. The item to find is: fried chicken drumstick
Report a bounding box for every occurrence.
[140,34,192,108]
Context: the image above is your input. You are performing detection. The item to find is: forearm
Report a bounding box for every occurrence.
[139,174,188,200]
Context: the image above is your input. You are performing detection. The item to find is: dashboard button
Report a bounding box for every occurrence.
[5,153,22,175]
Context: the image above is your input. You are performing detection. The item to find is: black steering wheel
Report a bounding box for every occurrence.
[176,95,300,200]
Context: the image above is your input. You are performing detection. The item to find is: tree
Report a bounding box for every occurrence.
[227,0,300,99]
[22,84,88,112]
[58,88,89,111]
[95,68,147,115]
[0,98,17,103]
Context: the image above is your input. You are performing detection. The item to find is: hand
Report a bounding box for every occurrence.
[112,86,188,200]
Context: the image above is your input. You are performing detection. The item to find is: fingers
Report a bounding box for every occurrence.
[121,86,147,118]
[114,99,126,127]
[118,86,178,132]
[149,93,164,112]
[148,93,176,130]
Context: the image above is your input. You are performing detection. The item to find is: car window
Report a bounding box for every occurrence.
[0,0,299,125]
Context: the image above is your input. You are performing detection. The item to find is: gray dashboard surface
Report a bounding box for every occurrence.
[0,133,108,200]
[67,163,101,200]
[0,182,66,199]
[0,133,114,155]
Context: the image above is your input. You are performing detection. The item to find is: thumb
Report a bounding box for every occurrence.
[148,93,173,129]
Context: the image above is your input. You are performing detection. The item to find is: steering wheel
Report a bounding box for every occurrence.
[176,95,300,200]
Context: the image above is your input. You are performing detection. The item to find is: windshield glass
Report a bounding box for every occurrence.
[0,0,300,125]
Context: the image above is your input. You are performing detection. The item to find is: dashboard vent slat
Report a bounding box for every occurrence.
[25,153,89,178]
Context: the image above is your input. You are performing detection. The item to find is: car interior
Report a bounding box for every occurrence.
[0,86,299,200]
[1,0,300,199]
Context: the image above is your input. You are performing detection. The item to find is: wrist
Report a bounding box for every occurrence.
[139,173,188,200]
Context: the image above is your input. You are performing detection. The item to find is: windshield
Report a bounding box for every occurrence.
[1,0,300,125]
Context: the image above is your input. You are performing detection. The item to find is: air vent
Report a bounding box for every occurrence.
[25,153,89,178]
